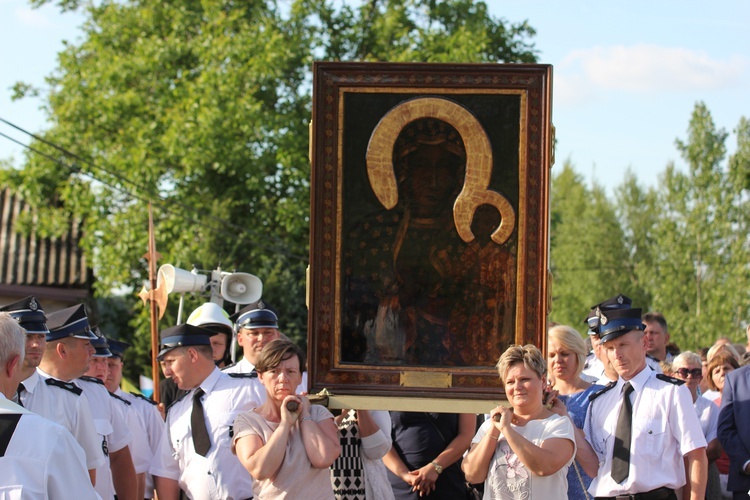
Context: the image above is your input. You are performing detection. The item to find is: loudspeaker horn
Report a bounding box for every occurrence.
[158,264,208,294]
[220,272,262,305]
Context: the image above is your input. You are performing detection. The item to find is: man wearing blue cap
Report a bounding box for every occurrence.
[582,295,662,384]
[105,337,165,500]
[0,312,99,499]
[582,304,708,500]
[150,323,260,500]
[224,306,307,398]
[2,297,104,485]
[81,330,151,500]
[41,304,137,500]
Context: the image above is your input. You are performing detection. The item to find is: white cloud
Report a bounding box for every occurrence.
[555,44,747,105]
[15,6,52,28]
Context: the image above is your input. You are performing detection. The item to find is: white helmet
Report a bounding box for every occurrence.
[187,302,233,332]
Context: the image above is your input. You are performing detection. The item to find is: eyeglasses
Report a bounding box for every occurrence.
[675,368,702,379]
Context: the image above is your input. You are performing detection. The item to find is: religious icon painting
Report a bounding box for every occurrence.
[308,62,553,406]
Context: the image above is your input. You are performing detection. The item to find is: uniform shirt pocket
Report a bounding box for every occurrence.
[634,416,667,458]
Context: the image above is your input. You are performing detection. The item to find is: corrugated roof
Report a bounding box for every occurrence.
[0,187,89,288]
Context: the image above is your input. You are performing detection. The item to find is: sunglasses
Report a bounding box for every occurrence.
[675,368,702,379]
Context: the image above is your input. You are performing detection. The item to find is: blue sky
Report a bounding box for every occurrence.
[1,0,748,193]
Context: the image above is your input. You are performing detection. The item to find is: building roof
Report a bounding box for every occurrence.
[0,187,90,300]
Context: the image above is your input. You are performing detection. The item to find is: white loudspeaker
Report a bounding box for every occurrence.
[220,272,262,305]
[158,265,208,294]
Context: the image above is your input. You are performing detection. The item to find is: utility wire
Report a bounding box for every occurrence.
[0,117,308,263]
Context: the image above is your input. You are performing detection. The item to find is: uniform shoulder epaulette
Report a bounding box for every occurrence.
[45,378,82,396]
[656,373,685,385]
[130,392,158,405]
[588,380,617,402]
[79,375,104,385]
[109,391,132,405]
[227,372,258,379]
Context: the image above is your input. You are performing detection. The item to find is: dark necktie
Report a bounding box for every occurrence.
[611,382,635,483]
[191,388,211,456]
[15,383,25,407]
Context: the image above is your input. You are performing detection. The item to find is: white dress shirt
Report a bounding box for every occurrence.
[111,390,153,474]
[585,366,707,497]
[21,369,105,470]
[0,394,101,500]
[150,367,260,500]
[693,394,719,443]
[77,377,133,500]
[117,388,165,498]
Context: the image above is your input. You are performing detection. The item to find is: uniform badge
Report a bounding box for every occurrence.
[257,300,265,309]
[29,298,38,311]
[599,309,608,325]
[616,294,624,304]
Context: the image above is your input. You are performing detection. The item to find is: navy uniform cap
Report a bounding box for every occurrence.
[598,307,646,343]
[106,338,131,359]
[91,327,112,357]
[233,308,279,331]
[0,296,50,335]
[584,294,633,335]
[157,323,213,360]
[46,304,98,342]
[229,299,277,322]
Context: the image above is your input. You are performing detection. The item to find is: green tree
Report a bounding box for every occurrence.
[549,161,637,331]
[3,0,537,380]
[632,103,750,350]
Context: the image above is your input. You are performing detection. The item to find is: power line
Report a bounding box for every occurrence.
[0,118,308,263]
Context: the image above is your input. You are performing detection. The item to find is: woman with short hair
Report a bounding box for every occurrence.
[462,344,576,499]
[233,339,340,499]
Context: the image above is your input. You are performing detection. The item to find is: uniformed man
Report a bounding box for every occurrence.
[582,294,661,382]
[150,324,260,500]
[582,306,708,499]
[41,304,137,500]
[223,306,307,397]
[83,330,152,500]
[581,295,632,383]
[0,312,99,499]
[105,337,165,500]
[1,296,104,485]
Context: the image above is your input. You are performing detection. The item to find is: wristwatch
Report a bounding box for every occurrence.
[431,461,443,474]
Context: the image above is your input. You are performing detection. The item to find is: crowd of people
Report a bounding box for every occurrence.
[1,293,750,499]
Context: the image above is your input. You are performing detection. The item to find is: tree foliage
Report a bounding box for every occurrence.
[549,162,644,329]
[2,0,537,381]
[552,103,750,350]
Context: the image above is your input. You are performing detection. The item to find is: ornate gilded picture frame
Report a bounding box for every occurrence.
[308,62,552,407]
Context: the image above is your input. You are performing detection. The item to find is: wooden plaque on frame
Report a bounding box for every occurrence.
[308,62,552,405]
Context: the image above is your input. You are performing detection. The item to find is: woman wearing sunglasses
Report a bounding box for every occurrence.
[670,352,722,498]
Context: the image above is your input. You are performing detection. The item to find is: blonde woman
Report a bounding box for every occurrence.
[463,345,575,499]
[548,325,604,499]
